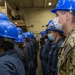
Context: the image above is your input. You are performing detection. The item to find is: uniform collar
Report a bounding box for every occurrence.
[55,38,63,44]
[68,28,75,36]
[0,50,15,57]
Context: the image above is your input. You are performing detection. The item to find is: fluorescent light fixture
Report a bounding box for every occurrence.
[15,22,18,24]
[48,2,52,6]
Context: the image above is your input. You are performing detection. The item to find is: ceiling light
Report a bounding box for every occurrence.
[15,22,18,24]
[48,2,52,6]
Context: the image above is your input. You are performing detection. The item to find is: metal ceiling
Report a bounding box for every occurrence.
[6,0,58,23]
[7,0,58,9]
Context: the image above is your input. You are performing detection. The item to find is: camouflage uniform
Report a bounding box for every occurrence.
[58,28,75,75]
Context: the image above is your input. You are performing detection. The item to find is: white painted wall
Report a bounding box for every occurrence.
[25,8,55,39]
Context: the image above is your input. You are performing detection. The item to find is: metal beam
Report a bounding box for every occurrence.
[6,0,17,2]
[44,0,47,8]
[32,0,35,8]
[17,0,23,8]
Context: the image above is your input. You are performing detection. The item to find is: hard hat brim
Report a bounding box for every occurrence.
[46,24,48,27]
[51,8,57,13]
[47,28,63,33]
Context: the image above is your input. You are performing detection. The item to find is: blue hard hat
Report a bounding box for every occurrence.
[51,0,75,13]
[17,27,23,34]
[32,34,36,40]
[47,27,63,33]
[22,32,31,39]
[47,20,55,28]
[40,30,46,37]
[33,35,36,40]
[46,21,50,27]
[46,20,55,27]
[0,20,18,39]
[15,35,24,43]
[46,20,63,33]
[0,12,9,20]
[30,32,34,38]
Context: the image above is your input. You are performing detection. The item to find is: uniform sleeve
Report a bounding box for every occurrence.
[67,46,75,75]
[58,36,75,75]
[41,45,50,60]
[0,62,17,75]
[51,41,63,72]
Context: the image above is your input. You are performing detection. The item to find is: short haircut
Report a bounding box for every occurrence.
[60,10,75,23]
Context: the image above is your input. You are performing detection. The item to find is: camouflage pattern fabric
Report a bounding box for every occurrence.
[58,28,75,75]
